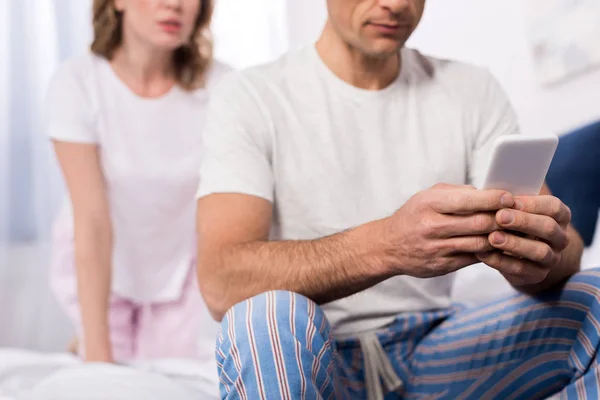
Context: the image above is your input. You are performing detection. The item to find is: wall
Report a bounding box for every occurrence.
[287,0,327,51]
[285,0,600,136]
[212,0,289,68]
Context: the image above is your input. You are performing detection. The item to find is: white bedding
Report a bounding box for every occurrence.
[0,349,219,400]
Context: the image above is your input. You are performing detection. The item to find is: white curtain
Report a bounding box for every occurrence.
[0,0,10,252]
[0,0,289,351]
[0,0,94,351]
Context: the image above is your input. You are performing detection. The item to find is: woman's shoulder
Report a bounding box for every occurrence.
[48,52,107,96]
[54,51,105,78]
[45,52,107,143]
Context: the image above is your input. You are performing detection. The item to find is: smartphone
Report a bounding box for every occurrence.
[481,135,559,195]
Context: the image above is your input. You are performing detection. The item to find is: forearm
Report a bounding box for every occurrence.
[73,223,112,359]
[200,219,393,320]
[515,225,583,294]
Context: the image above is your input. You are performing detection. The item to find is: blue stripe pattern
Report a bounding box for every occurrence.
[217,268,600,399]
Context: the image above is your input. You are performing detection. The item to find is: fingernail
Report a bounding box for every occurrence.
[514,199,524,210]
[492,232,507,245]
[501,193,514,207]
[499,210,514,225]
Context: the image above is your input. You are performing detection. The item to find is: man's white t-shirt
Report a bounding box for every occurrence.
[197,46,519,336]
[47,53,230,303]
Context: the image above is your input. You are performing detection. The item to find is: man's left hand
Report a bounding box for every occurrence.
[477,195,571,286]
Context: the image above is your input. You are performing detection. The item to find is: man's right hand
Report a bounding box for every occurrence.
[383,183,514,278]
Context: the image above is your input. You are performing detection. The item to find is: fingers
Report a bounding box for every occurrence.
[502,271,546,287]
[414,252,479,277]
[430,188,514,214]
[495,209,569,251]
[487,231,561,267]
[476,251,550,285]
[514,195,571,227]
[446,253,481,270]
[430,213,500,237]
[442,235,494,254]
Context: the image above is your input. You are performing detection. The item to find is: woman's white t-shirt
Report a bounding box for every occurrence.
[46,53,230,303]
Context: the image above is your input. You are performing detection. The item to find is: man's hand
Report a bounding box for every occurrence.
[476,194,572,286]
[385,184,513,278]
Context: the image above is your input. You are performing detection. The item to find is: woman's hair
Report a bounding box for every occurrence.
[91,0,213,90]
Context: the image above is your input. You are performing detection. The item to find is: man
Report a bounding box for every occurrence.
[196,0,598,398]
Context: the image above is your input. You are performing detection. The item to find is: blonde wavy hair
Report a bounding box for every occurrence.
[91,0,213,90]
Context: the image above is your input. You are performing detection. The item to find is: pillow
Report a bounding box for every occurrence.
[547,120,600,246]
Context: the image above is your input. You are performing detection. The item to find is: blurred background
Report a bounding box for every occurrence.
[1,0,599,352]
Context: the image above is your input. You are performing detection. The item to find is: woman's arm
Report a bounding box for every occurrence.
[53,141,113,362]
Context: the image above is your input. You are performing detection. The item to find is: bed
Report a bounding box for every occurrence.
[0,349,219,400]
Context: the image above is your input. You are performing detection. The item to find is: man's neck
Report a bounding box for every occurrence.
[315,21,400,91]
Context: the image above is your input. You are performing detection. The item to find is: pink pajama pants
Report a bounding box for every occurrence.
[49,231,217,361]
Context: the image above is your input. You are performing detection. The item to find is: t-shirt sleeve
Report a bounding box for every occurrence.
[45,63,98,144]
[196,72,274,202]
[468,71,521,188]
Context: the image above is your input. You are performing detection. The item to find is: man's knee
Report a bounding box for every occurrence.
[218,290,331,350]
[568,267,600,289]
[561,268,600,312]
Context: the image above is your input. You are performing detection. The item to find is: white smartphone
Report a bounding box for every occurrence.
[481,135,559,195]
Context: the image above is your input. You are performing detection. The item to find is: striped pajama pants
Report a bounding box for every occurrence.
[216,268,600,399]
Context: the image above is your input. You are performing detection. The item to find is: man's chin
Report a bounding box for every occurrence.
[363,36,406,56]
[364,44,404,59]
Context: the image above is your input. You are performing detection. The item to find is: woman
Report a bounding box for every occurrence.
[46,0,228,362]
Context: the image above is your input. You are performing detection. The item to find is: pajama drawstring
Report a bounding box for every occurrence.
[359,332,404,400]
